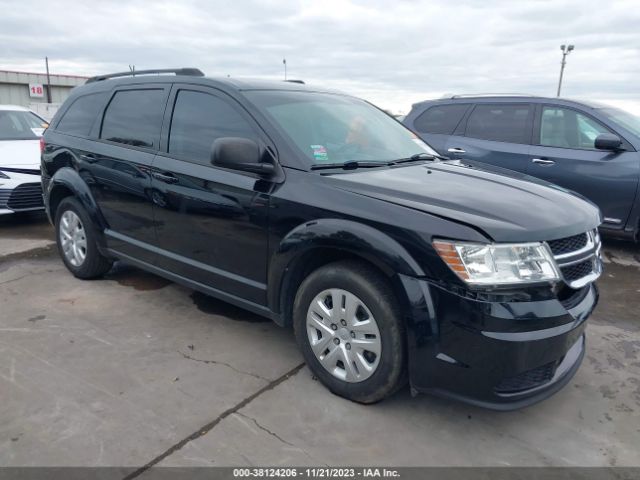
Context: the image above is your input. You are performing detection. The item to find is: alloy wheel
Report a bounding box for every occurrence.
[59,210,87,267]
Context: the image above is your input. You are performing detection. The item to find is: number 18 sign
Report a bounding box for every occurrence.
[29,83,44,98]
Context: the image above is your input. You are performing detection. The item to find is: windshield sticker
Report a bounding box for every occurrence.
[31,128,45,137]
[310,145,329,162]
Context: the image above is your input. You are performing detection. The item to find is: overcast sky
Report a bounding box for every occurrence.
[1,0,639,114]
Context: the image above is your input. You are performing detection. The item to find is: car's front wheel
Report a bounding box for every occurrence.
[55,197,113,279]
[293,260,407,403]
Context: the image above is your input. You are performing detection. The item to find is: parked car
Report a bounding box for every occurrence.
[0,105,48,215]
[403,95,640,242]
[42,69,602,409]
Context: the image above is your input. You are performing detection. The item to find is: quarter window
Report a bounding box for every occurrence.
[100,89,165,148]
[540,107,611,149]
[57,92,106,136]
[465,104,532,144]
[413,104,469,135]
[169,90,257,165]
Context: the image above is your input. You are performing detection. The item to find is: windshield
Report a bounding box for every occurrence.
[246,91,437,166]
[0,110,46,140]
[598,107,640,138]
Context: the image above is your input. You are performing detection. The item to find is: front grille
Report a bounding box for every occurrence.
[6,183,44,210]
[547,233,588,256]
[546,230,601,289]
[561,259,595,283]
[0,189,10,208]
[495,361,556,394]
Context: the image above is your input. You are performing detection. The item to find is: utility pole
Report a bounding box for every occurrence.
[283,58,287,80]
[557,44,574,97]
[45,56,52,103]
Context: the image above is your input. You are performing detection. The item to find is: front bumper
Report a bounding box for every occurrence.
[403,276,598,410]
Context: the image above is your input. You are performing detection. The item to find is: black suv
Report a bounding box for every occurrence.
[42,69,602,409]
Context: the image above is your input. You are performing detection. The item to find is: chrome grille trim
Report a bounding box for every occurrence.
[546,230,602,289]
[553,231,597,261]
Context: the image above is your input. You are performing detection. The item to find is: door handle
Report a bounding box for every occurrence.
[447,147,466,154]
[80,154,97,163]
[152,172,179,184]
[531,158,556,166]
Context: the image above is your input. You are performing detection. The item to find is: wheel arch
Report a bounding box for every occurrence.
[268,219,426,328]
[46,167,108,251]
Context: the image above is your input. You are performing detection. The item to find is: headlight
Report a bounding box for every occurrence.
[433,240,560,286]
[0,170,9,179]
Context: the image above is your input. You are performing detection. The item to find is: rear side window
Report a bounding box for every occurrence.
[169,90,257,165]
[100,89,165,148]
[56,92,106,136]
[413,104,468,134]
[465,104,532,144]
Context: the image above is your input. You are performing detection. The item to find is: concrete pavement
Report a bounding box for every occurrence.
[1,213,639,470]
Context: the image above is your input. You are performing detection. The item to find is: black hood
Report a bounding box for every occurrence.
[327,161,601,242]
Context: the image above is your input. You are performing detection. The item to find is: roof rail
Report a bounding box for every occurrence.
[86,68,204,84]
[284,79,305,84]
[449,93,536,99]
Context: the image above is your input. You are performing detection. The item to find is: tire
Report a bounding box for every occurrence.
[293,260,407,403]
[55,196,112,279]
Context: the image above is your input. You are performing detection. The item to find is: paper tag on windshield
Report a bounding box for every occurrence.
[31,128,44,137]
[310,144,329,162]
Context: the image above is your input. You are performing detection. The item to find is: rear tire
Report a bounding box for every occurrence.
[55,197,112,279]
[293,260,407,403]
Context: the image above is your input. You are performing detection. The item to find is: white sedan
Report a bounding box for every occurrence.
[0,105,47,215]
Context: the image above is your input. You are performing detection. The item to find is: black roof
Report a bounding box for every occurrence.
[79,68,339,96]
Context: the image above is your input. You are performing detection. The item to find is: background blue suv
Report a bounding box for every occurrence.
[403,95,640,241]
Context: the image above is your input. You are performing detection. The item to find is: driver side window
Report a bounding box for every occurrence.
[540,107,610,150]
[169,90,257,166]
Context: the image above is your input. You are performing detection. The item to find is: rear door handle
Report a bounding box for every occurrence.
[447,147,466,154]
[531,158,556,165]
[152,172,179,184]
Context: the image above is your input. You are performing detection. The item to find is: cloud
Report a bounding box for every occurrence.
[1,0,639,113]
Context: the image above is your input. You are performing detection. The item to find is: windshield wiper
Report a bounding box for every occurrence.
[388,152,449,165]
[310,153,449,171]
[310,161,388,171]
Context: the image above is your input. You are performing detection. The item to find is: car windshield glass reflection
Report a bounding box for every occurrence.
[600,107,640,138]
[0,110,45,140]
[247,91,437,166]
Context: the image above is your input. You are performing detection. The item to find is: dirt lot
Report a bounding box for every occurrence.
[1,212,639,469]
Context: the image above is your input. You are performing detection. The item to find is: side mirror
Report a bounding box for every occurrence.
[211,137,275,176]
[594,133,623,151]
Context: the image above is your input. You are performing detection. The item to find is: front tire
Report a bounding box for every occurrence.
[293,260,407,403]
[55,197,112,279]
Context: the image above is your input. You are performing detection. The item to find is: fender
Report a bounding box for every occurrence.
[46,166,109,250]
[267,218,428,317]
[267,218,438,389]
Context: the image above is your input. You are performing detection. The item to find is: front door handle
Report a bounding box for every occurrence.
[531,158,556,166]
[152,172,179,184]
[447,147,466,154]
[80,154,97,163]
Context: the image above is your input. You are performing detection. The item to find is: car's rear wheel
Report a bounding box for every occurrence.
[293,260,406,403]
[55,197,112,279]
